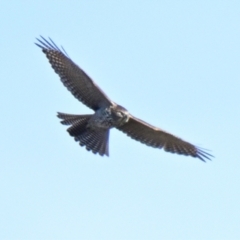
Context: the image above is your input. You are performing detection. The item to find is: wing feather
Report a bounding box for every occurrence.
[36,36,113,111]
[117,115,212,162]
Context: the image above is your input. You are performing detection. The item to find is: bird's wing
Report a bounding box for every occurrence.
[35,36,114,111]
[117,115,212,161]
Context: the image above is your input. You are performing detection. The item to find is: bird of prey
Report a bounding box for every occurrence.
[36,36,212,162]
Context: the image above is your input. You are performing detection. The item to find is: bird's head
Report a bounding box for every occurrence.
[111,105,130,126]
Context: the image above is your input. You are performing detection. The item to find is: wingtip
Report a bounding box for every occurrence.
[35,36,68,56]
[197,148,214,162]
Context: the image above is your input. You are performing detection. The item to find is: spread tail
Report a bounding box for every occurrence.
[57,112,109,156]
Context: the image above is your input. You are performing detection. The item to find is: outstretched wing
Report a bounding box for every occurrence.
[36,36,114,111]
[117,115,212,162]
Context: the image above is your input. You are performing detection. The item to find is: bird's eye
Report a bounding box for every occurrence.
[116,111,123,117]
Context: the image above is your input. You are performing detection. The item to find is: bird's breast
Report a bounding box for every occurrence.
[87,108,114,130]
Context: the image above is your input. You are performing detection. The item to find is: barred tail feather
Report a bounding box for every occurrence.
[57,112,109,156]
[76,129,109,156]
[57,112,92,125]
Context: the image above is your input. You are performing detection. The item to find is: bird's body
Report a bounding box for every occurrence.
[36,36,212,161]
[87,105,130,130]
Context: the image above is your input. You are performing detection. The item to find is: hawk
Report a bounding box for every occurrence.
[36,36,212,162]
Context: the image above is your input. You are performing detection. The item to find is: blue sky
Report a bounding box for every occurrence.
[1,1,240,239]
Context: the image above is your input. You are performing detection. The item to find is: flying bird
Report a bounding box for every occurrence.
[36,36,212,162]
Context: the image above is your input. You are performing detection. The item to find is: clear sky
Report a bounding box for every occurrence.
[1,1,240,240]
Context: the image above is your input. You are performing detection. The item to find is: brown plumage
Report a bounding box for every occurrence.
[36,36,212,162]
